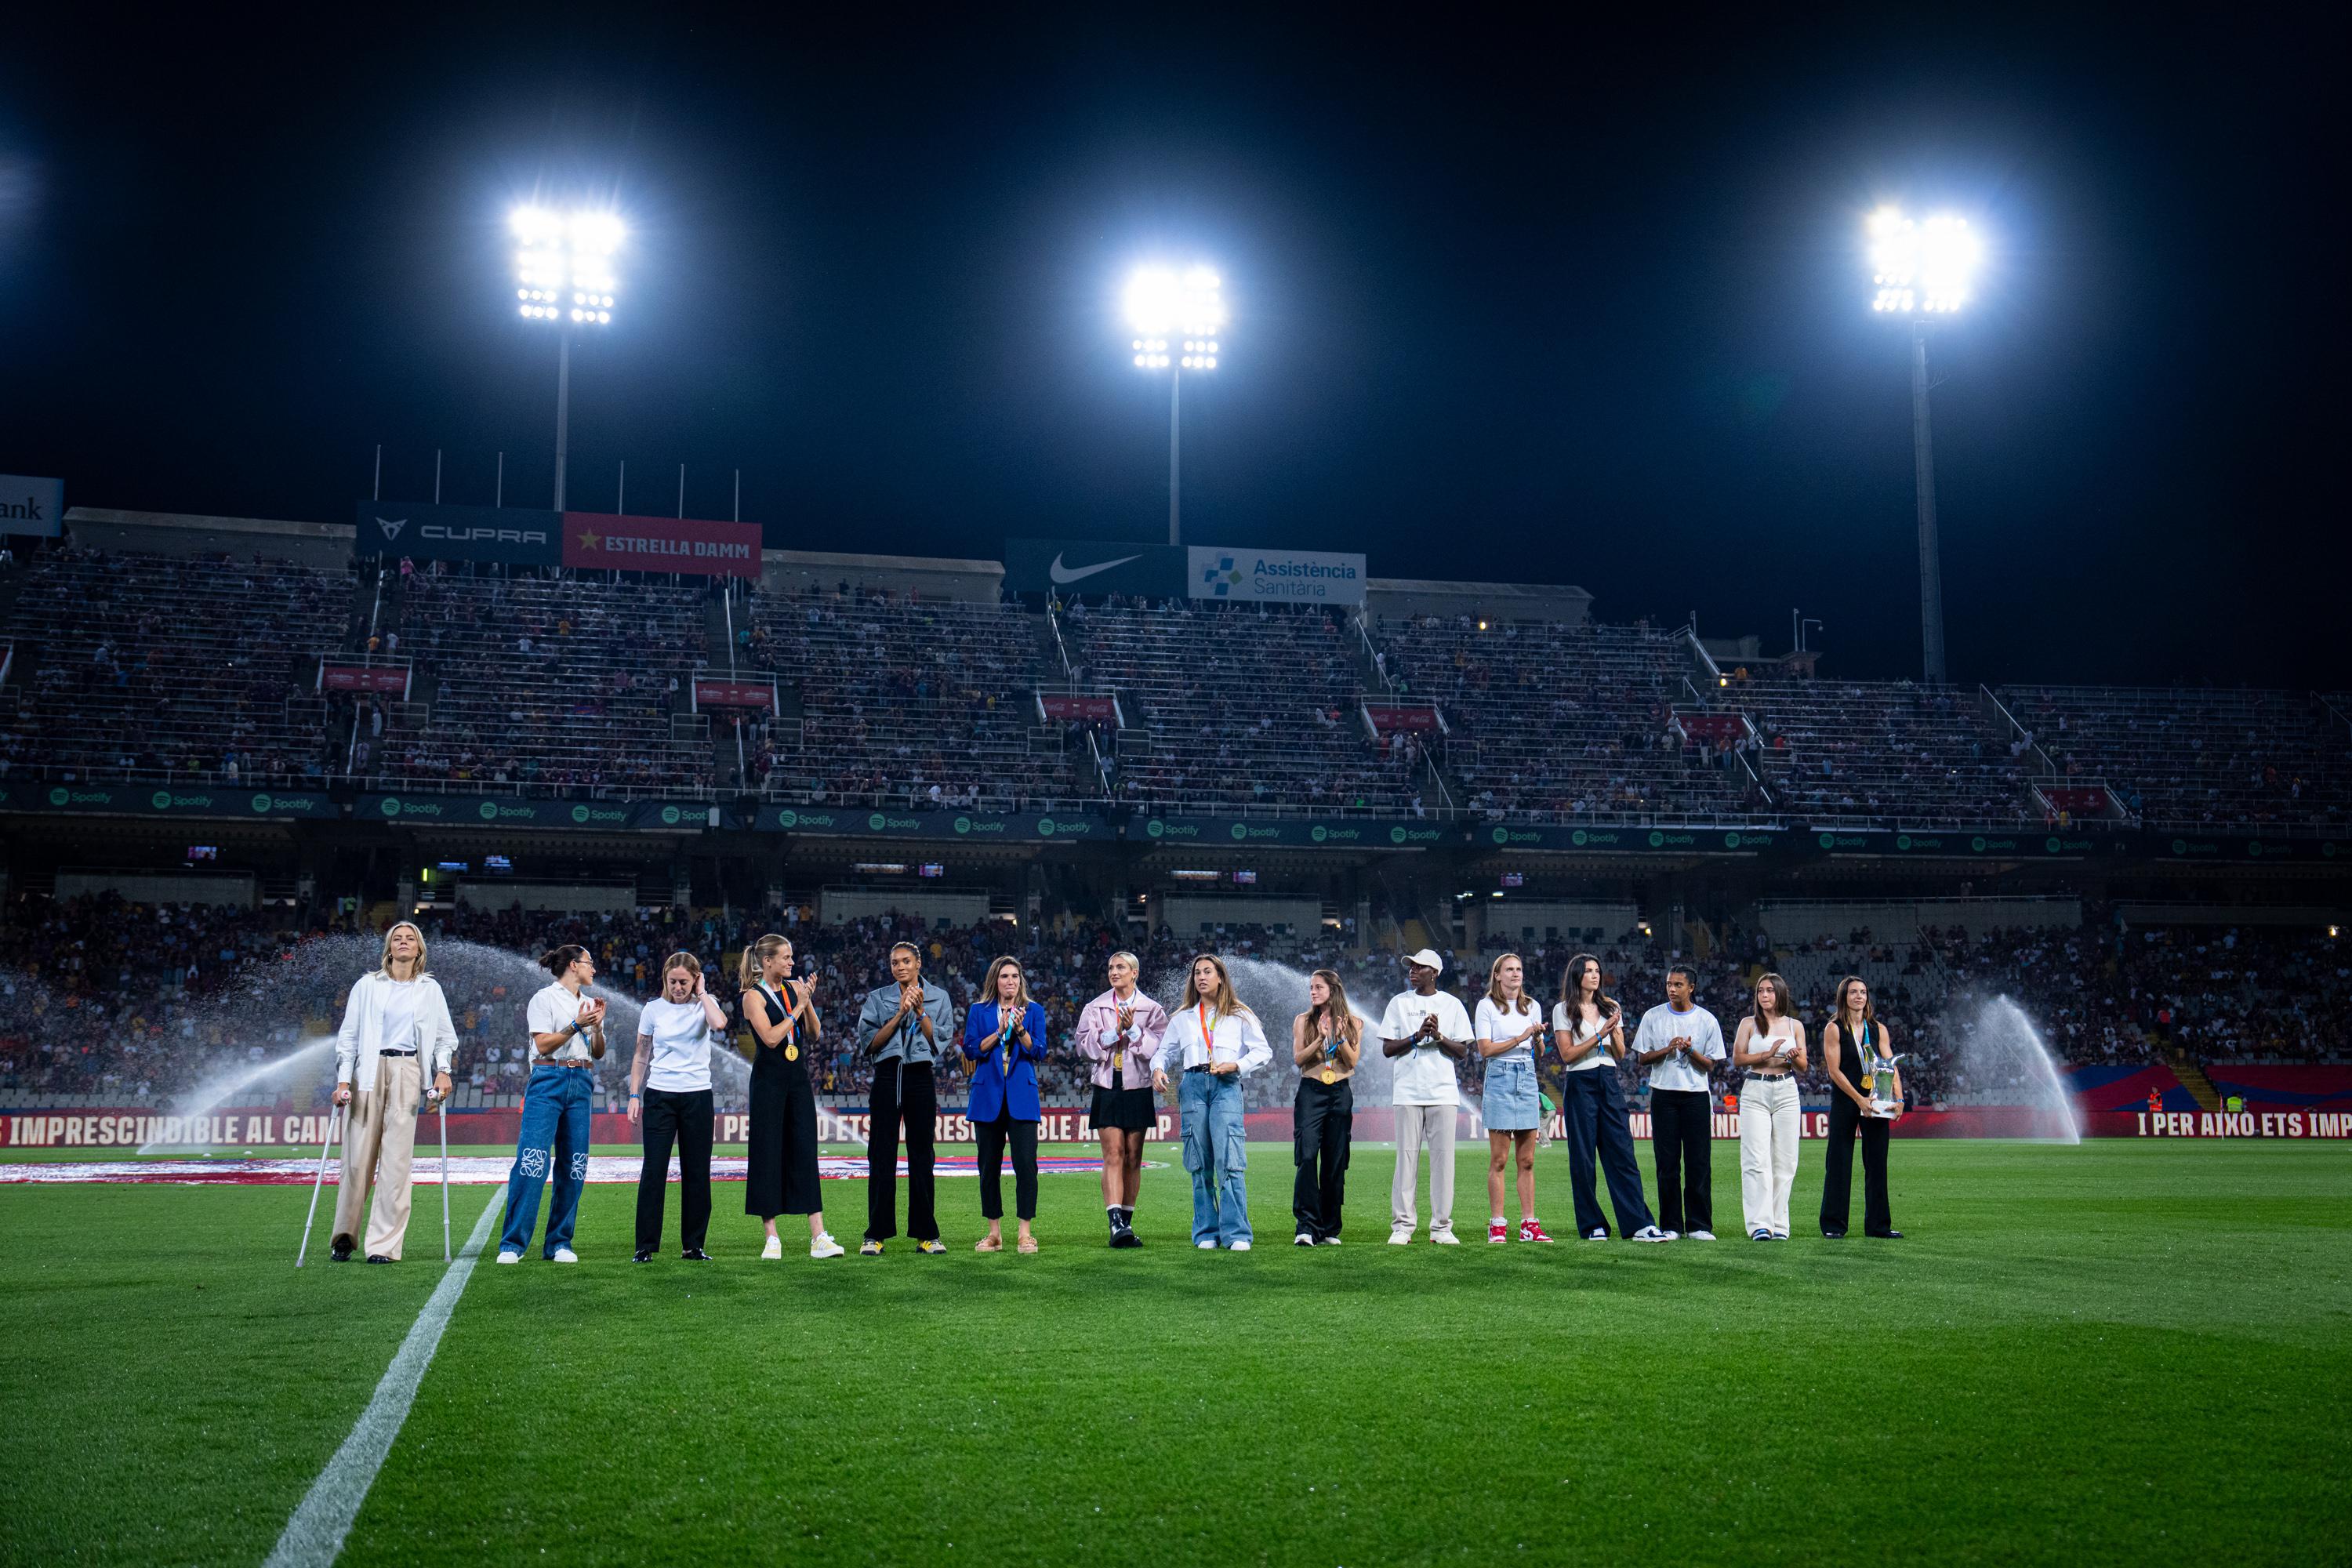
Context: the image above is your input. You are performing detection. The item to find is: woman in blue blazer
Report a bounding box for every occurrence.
[964,956,1047,1253]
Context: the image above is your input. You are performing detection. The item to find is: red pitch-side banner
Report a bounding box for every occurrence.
[1367,704,1443,733]
[694,678,776,710]
[561,513,763,577]
[318,662,411,696]
[1040,695,1118,721]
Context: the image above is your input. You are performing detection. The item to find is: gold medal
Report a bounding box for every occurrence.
[1319,1066,1337,1085]
[785,1044,799,1062]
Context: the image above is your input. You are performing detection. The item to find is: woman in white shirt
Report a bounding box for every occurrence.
[1732,971,1807,1241]
[328,920,457,1264]
[1552,953,1668,1243]
[628,953,728,1263]
[1151,954,1272,1250]
[1474,953,1552,1243]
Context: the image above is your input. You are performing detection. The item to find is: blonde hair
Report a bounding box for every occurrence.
[982,955,1033,1012]
[379,920,430,979]
[662,951,701,985]
[1107,949,1141,973]
[1486,951,1534,1014]
[1179,953,1252,1024]
[738,933,789,993]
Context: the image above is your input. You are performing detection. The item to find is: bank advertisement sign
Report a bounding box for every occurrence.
[0,474,64,537]
[352,502,560,566]
[1187,545,1366,605]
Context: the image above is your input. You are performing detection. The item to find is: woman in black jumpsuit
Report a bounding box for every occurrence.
[741,933,843,1259]
[1820,974,1904,1240]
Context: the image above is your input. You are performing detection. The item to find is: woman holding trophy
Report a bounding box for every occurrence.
[1819,974,1904,1240]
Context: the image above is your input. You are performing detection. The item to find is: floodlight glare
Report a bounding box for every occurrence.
[1866,206,1980,315]
[510,208,623,329]
[1121,260,1229,545]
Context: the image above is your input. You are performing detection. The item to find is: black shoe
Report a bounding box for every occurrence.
[1109,1223,1142,1250]
[633,1247,655,1263]
[681,1247,711,1261]
[1821,1229,1847,1239]
[1866,1229,1904,1239]
[365,1254,394,1265]
[330,1236,354,1263]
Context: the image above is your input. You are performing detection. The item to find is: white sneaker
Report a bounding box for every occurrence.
[1430,1229,1461,1246]
[1585,1228,1610,1241]
[760,1236,783,1260]
[810,1234,846,1259]
[1320,1236,1341,1247]
[1294,1233,1317,1247]
[1195,1239,1217,1250]
[551,1247,579,1264]
[1689,1230,1717,1242]
[1631,1226,1673,1243]
[495,1250,521,1265]
[1388,1229,1413,1246]
[1228,1239,1252,1252]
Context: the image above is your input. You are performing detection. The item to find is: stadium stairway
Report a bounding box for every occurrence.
[2165,1049,2223,1112]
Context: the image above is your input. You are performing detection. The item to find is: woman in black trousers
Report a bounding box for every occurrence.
[1819,974,1904,1239]
[741,933,844,1260]
[1289,968,1361,1246]
[627,953,726,1261]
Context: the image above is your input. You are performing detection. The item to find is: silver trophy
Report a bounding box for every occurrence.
[1865,1051,1904,1118]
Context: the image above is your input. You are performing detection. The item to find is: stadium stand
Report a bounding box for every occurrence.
[2002,685,2352,831]
[372,569,713,793]
[1066,599,1422,814]
[0,546,351,784]
[1372,618,1757,822]
[740,588,1083,809]
[1734,677,2028,826]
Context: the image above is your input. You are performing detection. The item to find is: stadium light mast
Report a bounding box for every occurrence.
[1868,205,1980,685]
[1125,264,1225,546]
[512,206,622,511]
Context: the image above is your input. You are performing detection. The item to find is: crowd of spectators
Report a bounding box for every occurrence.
[1062,597,1420,815]
[0,547,351,786]
[1738,678,2029,825]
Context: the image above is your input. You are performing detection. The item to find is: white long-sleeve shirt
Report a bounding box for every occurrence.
[1156,1002,1272,1076]
[335,971,459,1093]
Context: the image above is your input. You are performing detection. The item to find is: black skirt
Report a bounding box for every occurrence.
[1090,1083,1157,1132]
[746,1042,821,1218]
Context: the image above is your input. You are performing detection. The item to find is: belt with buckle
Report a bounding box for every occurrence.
[534,1058,593,1071]
[1749,1072,1789,1080]
[1184,1063,1214,1074]
[379,1048,419,1058]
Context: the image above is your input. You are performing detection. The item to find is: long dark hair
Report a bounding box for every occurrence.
[540,944,586,979]
[1304,968,1359,1044]
[1748,971,1795,1035]
[1561,953,1619,1028]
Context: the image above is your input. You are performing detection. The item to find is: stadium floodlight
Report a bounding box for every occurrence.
[510,205,625,510]
[1125,263,1225,545]
[1867,205,1981,684]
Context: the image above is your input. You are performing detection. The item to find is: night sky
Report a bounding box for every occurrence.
[4,11,2339,687]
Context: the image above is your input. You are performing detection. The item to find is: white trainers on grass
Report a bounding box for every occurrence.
[550,1247,579,1264]
[760,1236,783,1260]
[810,1234,845,1259]
[495,1250,521,1265]
[1631,1226,1673,1243]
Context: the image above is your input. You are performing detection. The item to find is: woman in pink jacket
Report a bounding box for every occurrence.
[1073,950,1168,1248]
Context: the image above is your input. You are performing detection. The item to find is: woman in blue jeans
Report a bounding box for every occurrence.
[496,945,608,1264]
[1150,955,1272,1250]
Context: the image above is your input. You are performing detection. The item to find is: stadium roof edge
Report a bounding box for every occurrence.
[64,506,354,541]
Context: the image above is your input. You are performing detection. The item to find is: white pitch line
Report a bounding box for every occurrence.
[264,1183,506,1568]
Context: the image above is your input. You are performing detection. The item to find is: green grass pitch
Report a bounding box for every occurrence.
[2,1139,2346,1566]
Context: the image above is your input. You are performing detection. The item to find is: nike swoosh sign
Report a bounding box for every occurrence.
[1050,552,1142,585]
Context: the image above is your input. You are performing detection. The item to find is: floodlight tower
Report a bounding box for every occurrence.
[1868,206,1980,684]
[512,207,622,511]
[1125,264,1225,546]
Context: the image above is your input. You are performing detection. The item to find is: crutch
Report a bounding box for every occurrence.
[435,1088,452,1262]
[295,1105,343,1268]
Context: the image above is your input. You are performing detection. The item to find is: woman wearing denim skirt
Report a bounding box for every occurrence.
[1474,953,1552,1243]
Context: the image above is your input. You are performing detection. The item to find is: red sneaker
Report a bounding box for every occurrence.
[1486,1220,1509,1244]
[1519,1219,1555,1243]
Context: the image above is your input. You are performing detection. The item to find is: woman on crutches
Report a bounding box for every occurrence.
[328,921,458,1264]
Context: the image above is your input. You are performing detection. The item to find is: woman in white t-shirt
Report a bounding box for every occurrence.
[628,953,728,1262]
[1474,953,1552,1243]
[1732,971,1807,1241]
